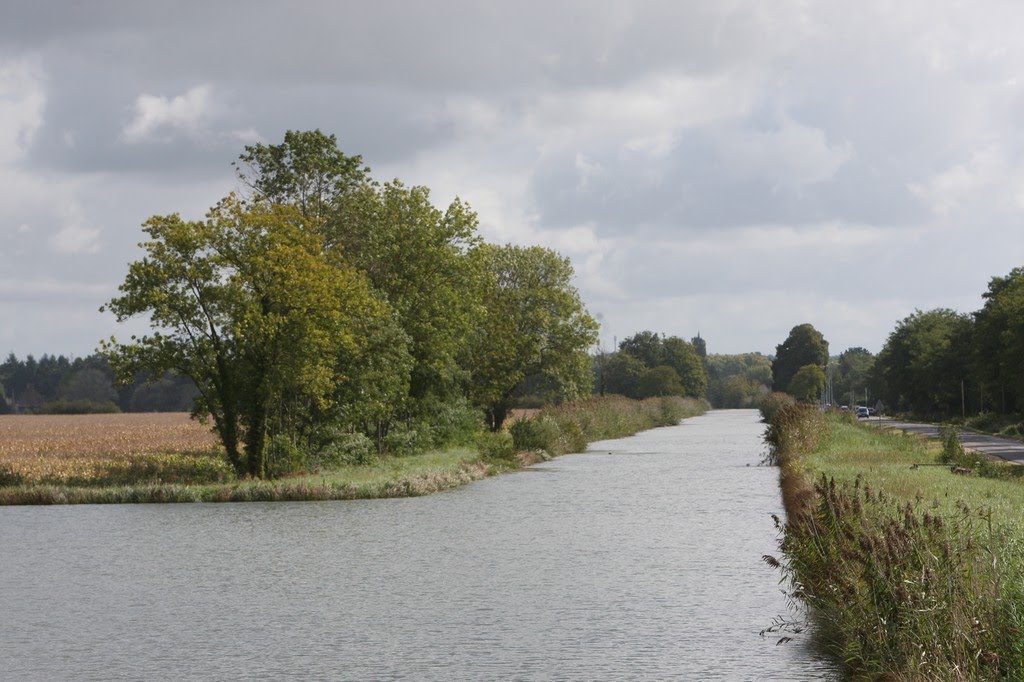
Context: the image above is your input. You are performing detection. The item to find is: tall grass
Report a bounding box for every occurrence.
[509,395,708,457]
[765,405,1024,679]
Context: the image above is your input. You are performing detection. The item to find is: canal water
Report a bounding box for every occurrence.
[0,409,836,680]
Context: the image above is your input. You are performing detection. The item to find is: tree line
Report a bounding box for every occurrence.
[0,353,196,414]
[768,265,1024,421]
[101,130,599,478]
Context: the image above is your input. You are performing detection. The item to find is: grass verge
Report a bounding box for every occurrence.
[765,405,1024,679]
[0,396,708,506]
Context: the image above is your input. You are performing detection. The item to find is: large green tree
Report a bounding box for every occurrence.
[788,364,826,402]
[102,196,388,477]
[236,131,482,403]
[468,244,599,430]
[772,323,829,394]
[973,268,1024,413]
[873,309,972,416]
[833,347,875,406]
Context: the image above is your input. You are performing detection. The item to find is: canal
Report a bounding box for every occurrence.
[0,409,835,679]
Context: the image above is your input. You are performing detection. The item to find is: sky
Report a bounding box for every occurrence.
[3,1,1024,358]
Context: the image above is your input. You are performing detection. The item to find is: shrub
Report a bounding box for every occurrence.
[314,432,376,468]
[265,435,307,478]
[510,414,561,453]
[416,396,484,447]
[475,430,515,459]
[382,423,432,456]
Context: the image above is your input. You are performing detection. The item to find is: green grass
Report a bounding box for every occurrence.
[768,407,1024,679]
[808,416,1024,531]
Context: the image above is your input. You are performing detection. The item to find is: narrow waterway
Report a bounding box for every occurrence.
[0,409,836,680]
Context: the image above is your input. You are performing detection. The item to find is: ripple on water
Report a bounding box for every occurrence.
[0,410,837,680]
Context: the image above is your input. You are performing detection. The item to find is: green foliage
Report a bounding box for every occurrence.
[973,267,1024,414]
[312,431,377,468]
[771,323,828,394]
[382,423,432,456]
[235,129,369,222]
[602,352,647,398]
[939,425,966,463]
[412,395,483,448]
[636,365,684,398]
[509,414,563,453]
[265,435,308,478]
[475,430,516,460]
[832,346,874,406]
[467,243,598,430]
[103,196,389,478]
[38,400,120,415]
[872,308,972,417]
[706,352,772,408]
[787,364,826,402]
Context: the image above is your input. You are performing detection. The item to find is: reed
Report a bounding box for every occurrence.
[510,395,708,457]
[766,407,1024,679]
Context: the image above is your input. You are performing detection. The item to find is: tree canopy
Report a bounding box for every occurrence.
[772,323,829,394]
[103,197,387,477]
[467,244,598,430]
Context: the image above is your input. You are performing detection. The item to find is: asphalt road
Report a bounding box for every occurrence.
[871,417,1024,465]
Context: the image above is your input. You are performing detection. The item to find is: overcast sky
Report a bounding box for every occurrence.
[3,1,1023,358]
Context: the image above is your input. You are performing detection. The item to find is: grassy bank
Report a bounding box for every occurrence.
[0,396,707,505]
[766,405,1024,679]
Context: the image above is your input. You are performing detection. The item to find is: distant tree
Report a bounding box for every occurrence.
[619,331,665,367]
[467,244,599,430]
[0,383,10,414]
[772,323,829,394]
[788,364,826,402]
[662,336,707,398]
[102,196,390,478]
[602,352,647,398]
[636,365,684,398]
[833,347,874,406]
[58,368,117,404]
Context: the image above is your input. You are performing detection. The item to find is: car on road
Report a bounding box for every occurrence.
[856,406,870,418]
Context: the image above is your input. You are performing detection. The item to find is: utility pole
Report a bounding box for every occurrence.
[961,379,966,419]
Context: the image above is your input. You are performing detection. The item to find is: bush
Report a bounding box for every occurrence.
[383,423,432,456]
[475,430,516,460]
[510,414,562,453]
[416,396,484,447]
[312,431,376,468]
[265,435,307,478]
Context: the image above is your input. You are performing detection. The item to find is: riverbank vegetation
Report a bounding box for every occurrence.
[95,130,600,480]
[0,396,705,505]
[765,404,1024,679]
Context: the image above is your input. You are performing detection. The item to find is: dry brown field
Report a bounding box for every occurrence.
[0,412,218,462]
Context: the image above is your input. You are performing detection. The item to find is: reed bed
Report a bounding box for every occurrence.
[765,405,1024,679]
[510,395,708,457]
